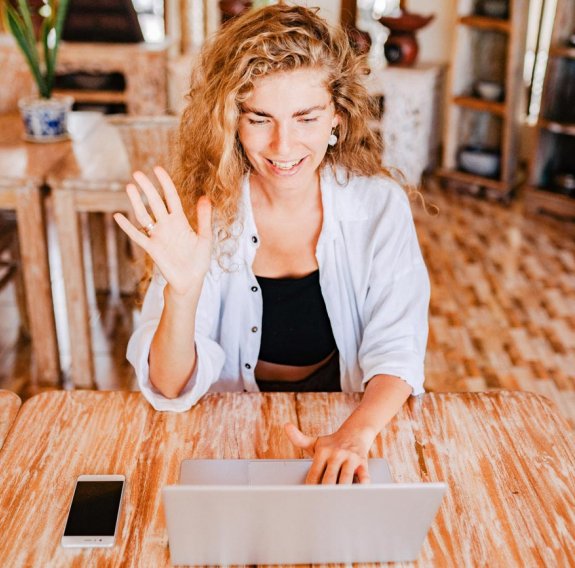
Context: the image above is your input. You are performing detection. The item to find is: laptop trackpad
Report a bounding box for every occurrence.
[180,459,393,485]
[247,459,393,485]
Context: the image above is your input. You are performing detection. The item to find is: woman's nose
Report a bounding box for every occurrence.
[271,122,294,156]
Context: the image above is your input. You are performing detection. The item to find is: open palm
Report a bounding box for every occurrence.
[114,166,212,296]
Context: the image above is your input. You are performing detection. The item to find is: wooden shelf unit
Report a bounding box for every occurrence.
[437,0,529,198]
[525,0,575,218]
[459,15,511,33]
[548,45,575,59]
[538,119,575,137]
[55,41,171,115]
[453,95,506,115]
[51,90,128,105]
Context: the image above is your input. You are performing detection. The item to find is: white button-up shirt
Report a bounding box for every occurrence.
[127,167,430,411]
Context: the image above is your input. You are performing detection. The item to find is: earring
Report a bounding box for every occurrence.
[328,129,338,147]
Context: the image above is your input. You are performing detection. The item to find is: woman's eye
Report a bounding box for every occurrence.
[248,118,268,125]
[300,117,319,123]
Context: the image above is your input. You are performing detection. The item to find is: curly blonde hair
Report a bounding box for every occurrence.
[173,3,395,243]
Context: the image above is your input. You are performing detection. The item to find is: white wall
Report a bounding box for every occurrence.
[292,0,342,25]
[408,0,457,64]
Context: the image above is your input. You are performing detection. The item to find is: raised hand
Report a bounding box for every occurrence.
[113,166,213,296]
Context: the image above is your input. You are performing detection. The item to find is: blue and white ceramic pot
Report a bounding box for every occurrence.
[18,95,74,142]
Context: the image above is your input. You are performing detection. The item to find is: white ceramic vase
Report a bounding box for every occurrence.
[18,95,74,142]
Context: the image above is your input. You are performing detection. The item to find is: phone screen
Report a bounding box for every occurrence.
[63,480,124,536]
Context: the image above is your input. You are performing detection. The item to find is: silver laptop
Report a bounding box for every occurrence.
[162,459,446,566]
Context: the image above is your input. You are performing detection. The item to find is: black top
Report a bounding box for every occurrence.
[255,270,337,366]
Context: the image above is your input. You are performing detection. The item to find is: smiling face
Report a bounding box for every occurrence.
[237,68,339,195]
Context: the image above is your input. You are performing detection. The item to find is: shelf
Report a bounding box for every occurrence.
[549,45,575,60]
[435,167,510,192]
[538,119,575,137]
[524,186,575,218]
[439,0,528,197]
[459,16,510,34]
[52,89,127,104]
[453,96,506,116]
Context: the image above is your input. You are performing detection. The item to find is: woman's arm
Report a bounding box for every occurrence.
[148,283,203,398]
[285,374,412,484]
[114,167,213,399]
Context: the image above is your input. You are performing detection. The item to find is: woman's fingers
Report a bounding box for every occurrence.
[337,459,359,485]
[126,183,155,228]
[305,455,327,485]
[196,196,213,240]
[321,456,346,485]
[284,423,316,457]
[133,170,168,220]
[355,463,371,484]
[113,213,149,251]
[154,166,183,214]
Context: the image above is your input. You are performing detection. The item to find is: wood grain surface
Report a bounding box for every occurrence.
[0,391,573,567]
[0,389,21,449]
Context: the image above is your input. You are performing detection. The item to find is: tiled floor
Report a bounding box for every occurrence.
[0,180,574,427]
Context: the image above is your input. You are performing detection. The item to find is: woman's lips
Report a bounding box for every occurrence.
[266,156,307,176]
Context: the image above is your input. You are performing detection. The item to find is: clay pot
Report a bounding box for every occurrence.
[379,10,435,66]
[384,33,419,66]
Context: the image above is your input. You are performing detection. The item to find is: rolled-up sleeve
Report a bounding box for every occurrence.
[358,195,430,395]
[127,270,226,411]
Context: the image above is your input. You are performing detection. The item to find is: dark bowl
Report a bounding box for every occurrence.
[478,0,509,19]
[379,11,435,33]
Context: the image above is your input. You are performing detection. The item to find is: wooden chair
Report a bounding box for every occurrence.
[0,211,29,337]
[52,115,179,388]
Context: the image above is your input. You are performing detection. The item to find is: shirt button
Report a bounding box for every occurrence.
[251,286,258,292]
[245,363,252,370]
[251,326,258,333]
[251,235,258,244]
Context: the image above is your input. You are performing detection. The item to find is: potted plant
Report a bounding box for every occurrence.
[1,0,72,141]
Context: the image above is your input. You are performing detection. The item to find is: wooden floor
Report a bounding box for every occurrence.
[1,179,574,428]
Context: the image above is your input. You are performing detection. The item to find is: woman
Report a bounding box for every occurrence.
[114,4,430,485]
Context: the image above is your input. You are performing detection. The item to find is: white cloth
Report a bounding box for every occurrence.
[127,167,430,411]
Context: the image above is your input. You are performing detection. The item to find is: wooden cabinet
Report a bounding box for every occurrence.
[365,64,446,186]
[54,41,171,115]
[524,0,575,218]
[0,36,170,115]
[436,0,529,200]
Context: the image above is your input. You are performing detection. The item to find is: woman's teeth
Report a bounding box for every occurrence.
[270,158,303,170]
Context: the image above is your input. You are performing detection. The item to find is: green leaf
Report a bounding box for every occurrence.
[46,0,70,93]
[15,0,37,53]
[40,11,52,97]
[4,3,48,96]
[3,0,70,99]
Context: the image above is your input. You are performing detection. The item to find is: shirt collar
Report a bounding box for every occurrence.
[239,166,369,248]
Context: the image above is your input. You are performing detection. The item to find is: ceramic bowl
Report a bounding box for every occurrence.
[458,146,501,178]
[479,0,509,19]
[553,173,575,195]
[474,80,504,101]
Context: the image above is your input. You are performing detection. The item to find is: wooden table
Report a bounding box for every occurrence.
[0,389,21,450]
[47,116,178,388]
[0,390,572,566]
[0,112,103,385]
